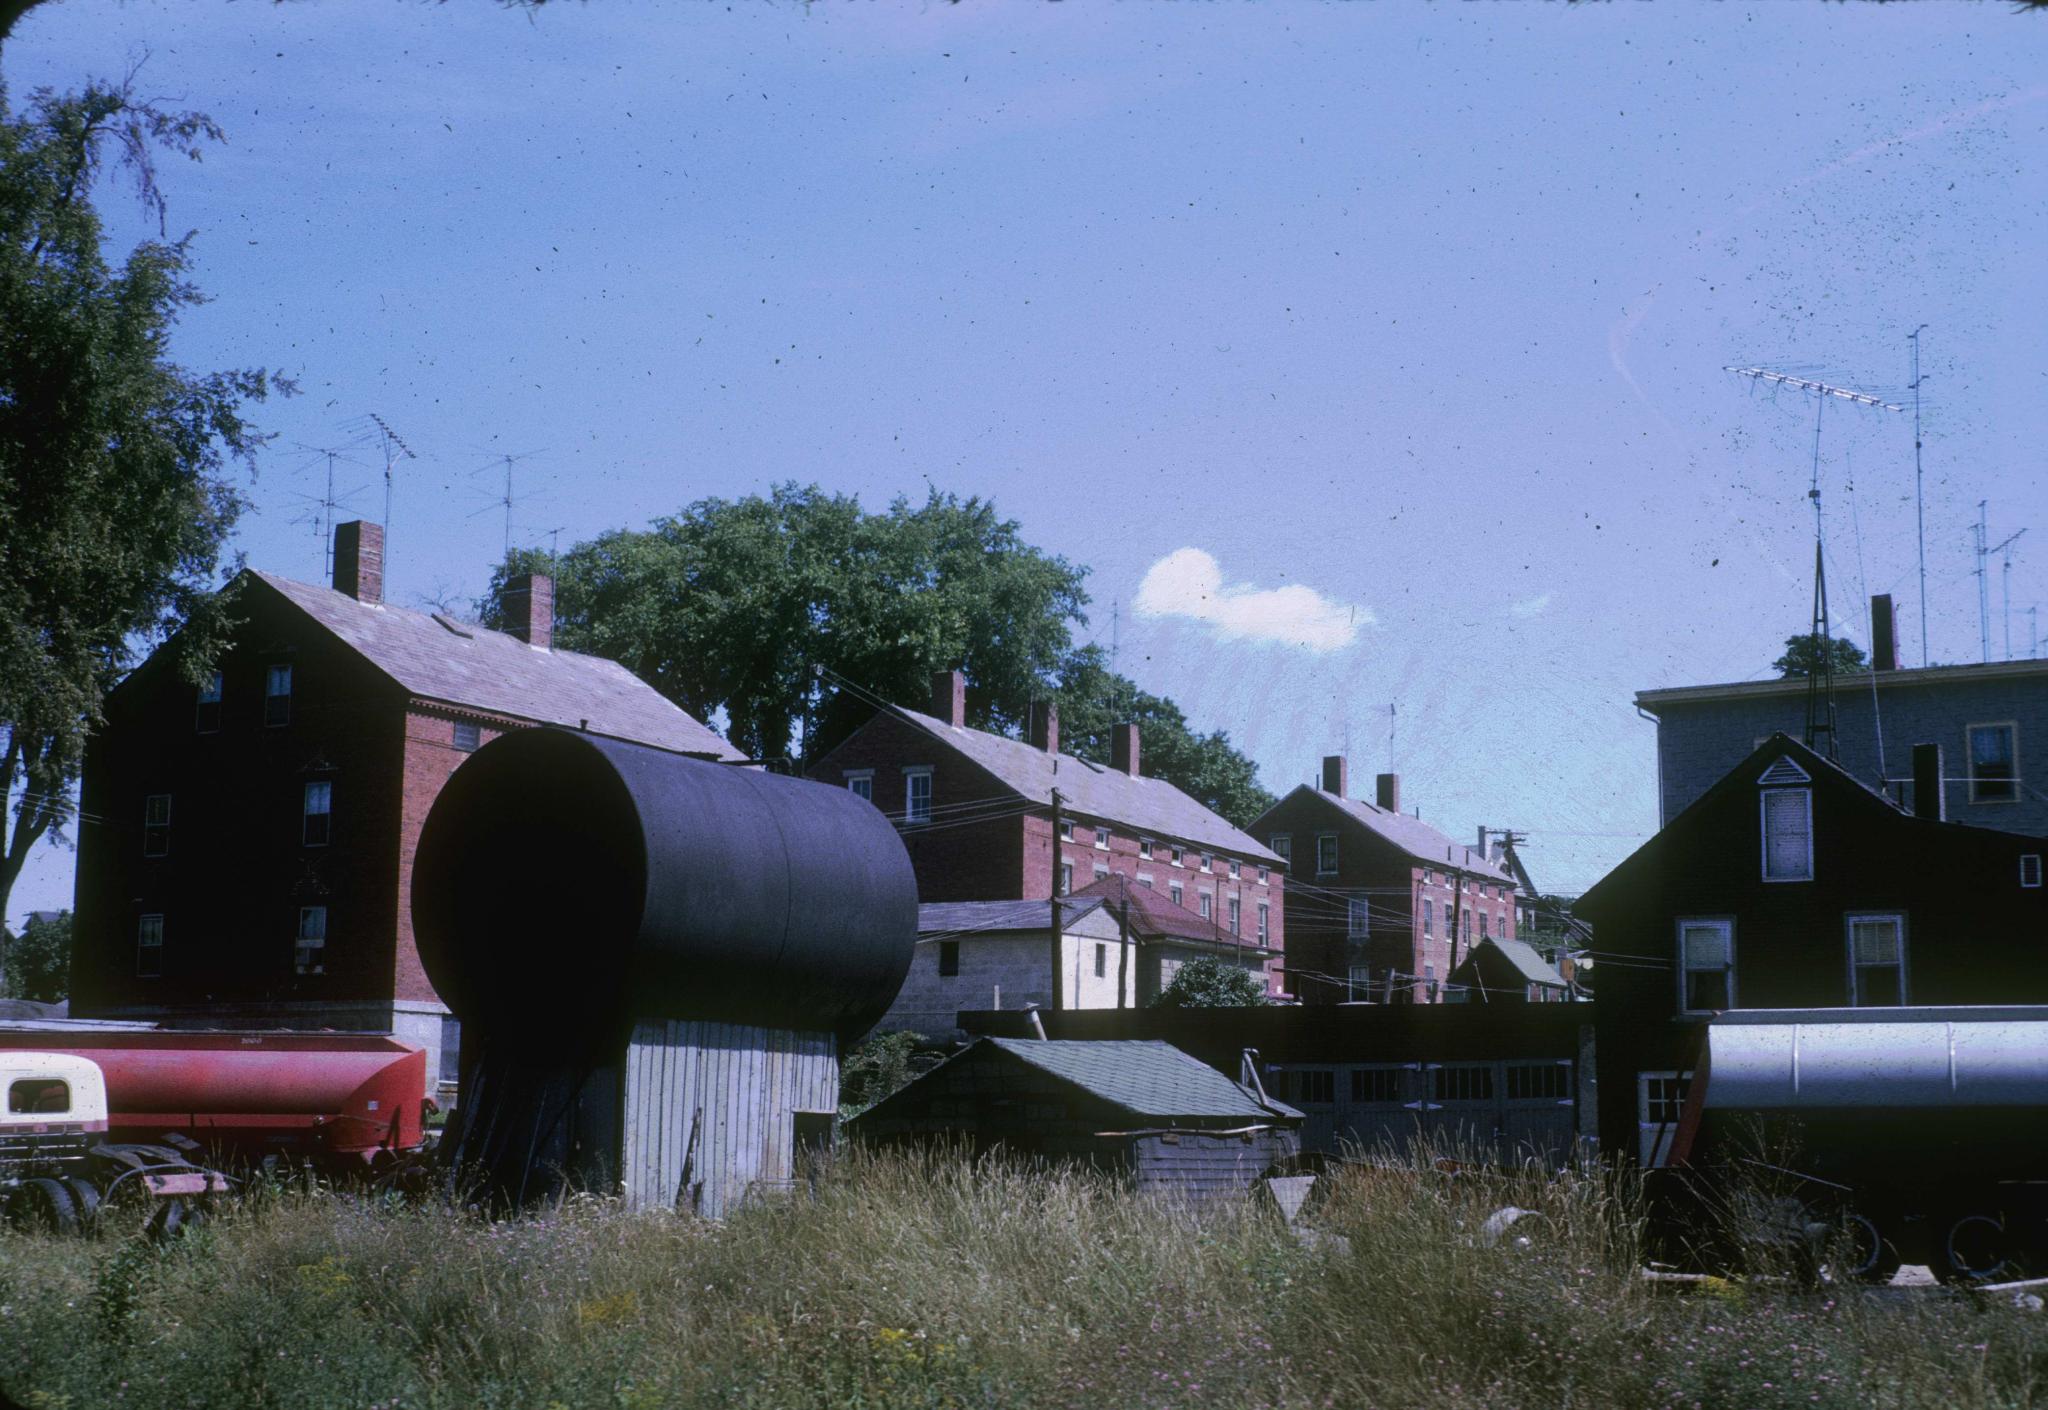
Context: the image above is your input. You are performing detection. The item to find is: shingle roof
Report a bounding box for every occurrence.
[1476,936,1569,989]
[986,1038,1300,1122]
[890,707,1279,863]
[919,898,1105,936]
[1069,872,1274,952]
[250,571,743,760]
[1279,786,1513,883]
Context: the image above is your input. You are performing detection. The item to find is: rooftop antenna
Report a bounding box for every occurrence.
[1908,327,1930,666]
[469,449,547,562]
[2030,605,2040,660]
[365,412,417,557]
[1725,366,1903,761]
[288,438,374,580]
[1971,505,2024,665]
[1993,526,2028,662]
[1388,702,1397,774]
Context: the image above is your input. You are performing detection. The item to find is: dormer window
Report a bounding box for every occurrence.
[1761,788,1813,882]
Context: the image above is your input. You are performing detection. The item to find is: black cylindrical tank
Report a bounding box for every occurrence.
[412,727,916,1041]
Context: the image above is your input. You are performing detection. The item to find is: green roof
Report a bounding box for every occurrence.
[986,1038,1300,1122]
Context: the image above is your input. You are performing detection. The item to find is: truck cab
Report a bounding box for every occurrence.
[1,1052,108,1174]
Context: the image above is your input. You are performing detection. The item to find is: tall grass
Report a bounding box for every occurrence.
[0,1149,2043,1409]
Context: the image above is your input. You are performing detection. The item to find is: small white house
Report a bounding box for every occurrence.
[878,899,1138,1039]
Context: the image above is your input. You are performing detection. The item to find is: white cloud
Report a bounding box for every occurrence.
[1133,548,1366,652]
[1510,593,1553,619]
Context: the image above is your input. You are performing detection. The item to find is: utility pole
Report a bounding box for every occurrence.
[1048,790,1065,1013]
[1909,327,1930,666]
[1116,898,1131,1011]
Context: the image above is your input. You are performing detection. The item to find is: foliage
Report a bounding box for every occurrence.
[1053,644,1275,829]
[2,1149,2044,1409]
[479,483,1090,764]
[2,908,68,1001]
[1773,632,1868,679]
[838,1029,929,1116]
[0,75,284,967]
[1148,955,1271,1009]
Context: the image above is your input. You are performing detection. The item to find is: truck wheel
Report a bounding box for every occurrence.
[145,1198,186,1242]
[1833,1212,1902,1285]
[1937,1213,2020,1285]
[13,1177,80,1235]
[61,1178,103,1235]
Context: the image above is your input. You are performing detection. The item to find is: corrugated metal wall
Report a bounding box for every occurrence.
[620,1020,839,1219]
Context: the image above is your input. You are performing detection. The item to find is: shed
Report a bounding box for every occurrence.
[1446,937,1573,1003]
[848,1037,1302,1201]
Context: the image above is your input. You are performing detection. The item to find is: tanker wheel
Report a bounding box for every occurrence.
[12,1177,80,1235]
[1831,1211,1902,1286]
[1936,1212,2021,1285]
[61,1177,104,1236]
[145,1197,188,1243]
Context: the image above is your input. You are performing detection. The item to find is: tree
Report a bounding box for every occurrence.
[1773,633,1868,679]
[2,910,69,1003]
[1149,956,1271,1009]
[0,77,284,984]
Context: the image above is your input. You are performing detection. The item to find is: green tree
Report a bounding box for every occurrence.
[0,78,283,984]
[837,1029,930,1117]
[1149,956,1271,1009]
[2,910,69,1003]
[1773,632,1868,679]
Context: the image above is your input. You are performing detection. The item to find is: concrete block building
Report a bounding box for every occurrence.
[68,522,743,1091]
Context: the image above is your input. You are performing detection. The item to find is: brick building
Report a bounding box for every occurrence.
[1249,757,1517,1005]
[1576,733,2048,1165]
[1638,595,2048,837]
[806,671,1285,995]
[68,522,742,1089]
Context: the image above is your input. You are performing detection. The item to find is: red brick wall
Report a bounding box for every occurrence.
[394,708,513,1004]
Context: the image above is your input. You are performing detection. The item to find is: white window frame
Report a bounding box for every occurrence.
[1966,722,2020,805]
[1169,882,1184,906]
[1059,862,1073,895]
[1059,818,1074,841]
[1346,897,1369,938]
[1422,898,1432,937]
[1257,901,1269,943]
[1139,837,1154,859]
[1228,859,1240,879]
[1170,845,1185,868]
[452,720,482,753]
[1347,966,1374,1002]
[1638,1070,1694,1168]
[1677,917,1735,1014]
[1092,862,1109,880]
[295,905,327,976]
[902,766,933,823]
[1759,787,1814,883]
[195,671,223,733]
[1270,835,1291,868]
[1315,833,1338,876]
[1136,873,1155,890]
[842,769,874,803]
[142,793,171,858]
[136,913,164,978]
[1845,911,1908,1007]
[1228,894,1241,934]
[2024,854,2043,889]
[264,663,293,727]
[303,780,333,847]
[1257,865,1268,884]
[1094,826,1110,851]
[1198,891,1212,920]
[1200,851,1213,872]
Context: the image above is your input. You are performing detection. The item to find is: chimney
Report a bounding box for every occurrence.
[1028,700,1059,754]
[501,573,554,650]
[1111,723,1140,776]
[930,669,966,727]
[1871,594,1898,672]
[333,521,384,605]
[1376,773,1401,813]
[1321,755,1349,797]
[1912,743,1945,821]
[1476,826,1490,854]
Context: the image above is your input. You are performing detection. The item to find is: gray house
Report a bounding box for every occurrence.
[849,1037,1302,1201]
[1638,599,2047,836]
[878,898,1136,1039]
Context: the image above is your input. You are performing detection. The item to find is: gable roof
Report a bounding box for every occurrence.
[248,571,743,760]
[1069,872,1274,951]
[1266,785,1513,883]
[886,706,1279,863]
[918,898,1106,936]
[1461,936,1569,990]
[984,1038,1300,1122]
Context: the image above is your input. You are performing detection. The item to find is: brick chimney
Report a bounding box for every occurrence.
[1871,594,1898,672]
[1321,755,1348,797]
[333,521,384,605]
[930,669,966,727]
[1028,700,1059,754]
[1912,743,1945,821]
[1376,773,1401,813]
[501,573,553,650]
[1110,723,1140,776]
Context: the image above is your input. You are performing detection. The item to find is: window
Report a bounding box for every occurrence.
[1201,851,1213,872]
[1228,895,1241,934]
[1347,966,1374,1001]
[1139,837,1154,859]
[136,913,164,978]
[7,1079,70,1115]
[1257,865,1268,884]
[1170,883,1184,906]
[1847,913,1906,1006]
[1270,836,1291,869]
[1968,724,2018,803]
[2025,855,2043,889]
[1507,1063,1572,1102]
[1293,1069,1335,1105]
[1352,1067,1403,1104]
[1092,863,1108,880]
[1678,919,1734,1012]
[1423,899,1433,937]
[846,775,873,802]
[295,906,327,975]
[264,663,293,727]
[1228,859,1240,879]
[1461,912,1472,943]
[1094,943,1107,978]
[1346,897,1369,938]
[937,940,960,977]
[453,720,481,752]
[143,794,171,857]
[1137,874,1155,890]
[1434,1065,1495,1103]
[1171,845,1185,867]
[1199,892,1212,920]
[1257,902,1269,943]
[1059,863,1073,895]
[1095,827,1110,850]
[1315,834,1338,876]
[1638,1071,1694,1167]
[904,768,932,823]
[303,781,333,846]
[1479,913,1490,941]
[1424,963,1437,1002]
[1760,788,1813,882]
[1423,868,1435,885]
[1059,819,1074,841]
[195,671,222,733]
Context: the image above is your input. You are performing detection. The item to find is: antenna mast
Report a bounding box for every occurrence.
[366,412,417,556]
[1908,327,1929,666]
[1975,502,1991,664]
[1991,526,2027,662]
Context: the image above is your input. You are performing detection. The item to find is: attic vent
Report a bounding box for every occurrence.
[1757,757,1811,787]
[432,613,476,640]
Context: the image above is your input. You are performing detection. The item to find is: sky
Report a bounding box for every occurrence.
[6,0,2045,921]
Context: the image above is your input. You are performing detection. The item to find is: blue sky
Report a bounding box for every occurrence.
[7,0,2044,919]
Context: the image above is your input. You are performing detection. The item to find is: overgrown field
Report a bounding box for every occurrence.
[1,1153,2044,1410]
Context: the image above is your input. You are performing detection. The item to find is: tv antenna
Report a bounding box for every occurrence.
[288,437,375,579]
[1725,366,1903,760]
[470,449,548,560]
[364,413,416,554]
[1908,327,1930,666]
[1991,522,2027,663]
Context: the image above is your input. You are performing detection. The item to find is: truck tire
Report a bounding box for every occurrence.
[1833,1211,1902,1285]
[13,1177,80,1235]
[62,1177,104,1234]
[145,1197,187,1242]
[1936,1212,2020,1285]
